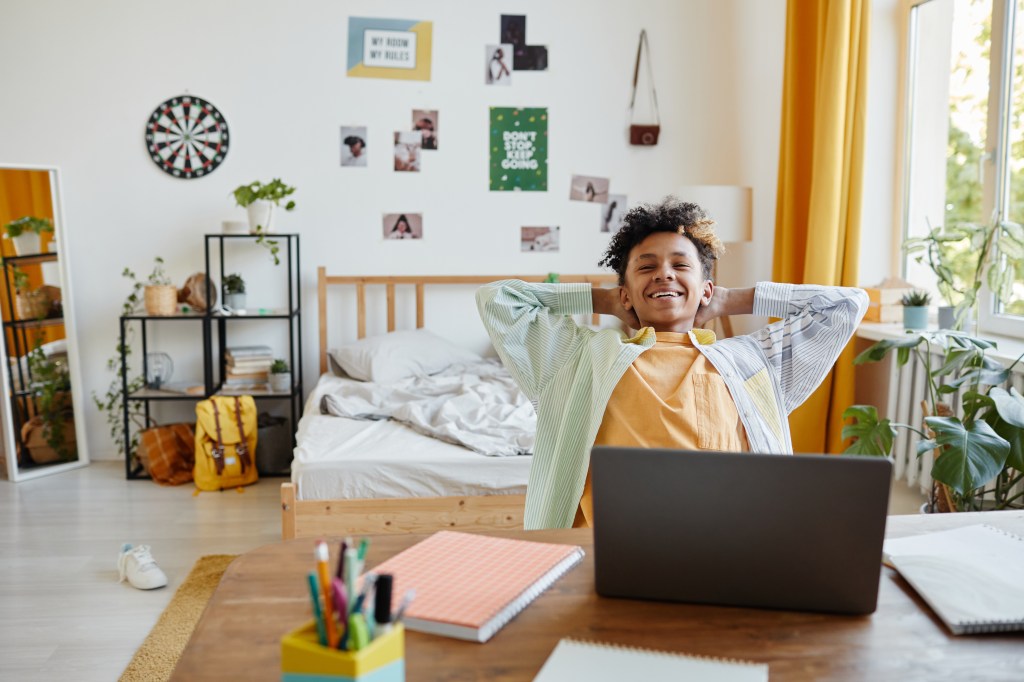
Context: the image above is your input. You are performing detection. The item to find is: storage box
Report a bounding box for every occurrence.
[862,277,915,323]
[281,621,404,682]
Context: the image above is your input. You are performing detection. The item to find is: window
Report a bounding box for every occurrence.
[902,0,1024,336]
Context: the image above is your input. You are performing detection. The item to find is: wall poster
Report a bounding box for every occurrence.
[347,17,433,81]
[489,107,547,192]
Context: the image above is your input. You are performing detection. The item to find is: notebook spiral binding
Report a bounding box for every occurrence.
[561,638,766,668]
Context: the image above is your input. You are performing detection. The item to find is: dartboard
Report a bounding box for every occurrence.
[145,95,229,179]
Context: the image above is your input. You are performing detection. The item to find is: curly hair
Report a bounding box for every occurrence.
[598,197,725,284]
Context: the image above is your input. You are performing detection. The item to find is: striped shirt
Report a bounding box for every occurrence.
[476,280,869,530]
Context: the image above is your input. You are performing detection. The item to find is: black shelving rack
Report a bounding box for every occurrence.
[1,252,67,466]
[121,233,302,479]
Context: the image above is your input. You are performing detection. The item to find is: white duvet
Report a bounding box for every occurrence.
[319,359,535,457]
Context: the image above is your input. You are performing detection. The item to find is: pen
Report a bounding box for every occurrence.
[315,540,339,648]
[393,588,416,623]
[374,574,394,638]
[306,573,328,646]
[357,538,370,562]
[330,577,348,631]
[336,539,348,579]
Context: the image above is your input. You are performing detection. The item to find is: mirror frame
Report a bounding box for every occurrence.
[0,163,89,481]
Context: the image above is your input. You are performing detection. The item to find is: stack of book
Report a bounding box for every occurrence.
[224,345,273,391]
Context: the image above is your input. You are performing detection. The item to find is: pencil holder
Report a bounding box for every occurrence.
[281,621,405,681]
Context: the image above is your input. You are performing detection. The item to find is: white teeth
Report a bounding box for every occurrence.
[651,292,679,298]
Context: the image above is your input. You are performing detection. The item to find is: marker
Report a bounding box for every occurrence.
[306,573,328,646]
[347,613,370,651]
[357,538,370,562]
[344,548,359,616]
[315,541,339,648]
[374,574,394,637]
[330,578,348,631]
[336,539,348,579]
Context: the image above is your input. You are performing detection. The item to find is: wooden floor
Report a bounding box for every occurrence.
[0,461,926,681]
[0,461,282,682]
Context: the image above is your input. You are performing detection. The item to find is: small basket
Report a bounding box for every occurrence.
[144,285,178,316]
[15,289,50,320]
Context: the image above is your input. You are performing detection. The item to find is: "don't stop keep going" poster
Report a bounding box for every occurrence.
[489,107,548,192]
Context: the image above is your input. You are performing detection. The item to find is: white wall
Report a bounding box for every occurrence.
[0,0,789,459]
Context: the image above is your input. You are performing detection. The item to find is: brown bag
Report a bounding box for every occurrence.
[138,422,196,485]
[628,30,661,146]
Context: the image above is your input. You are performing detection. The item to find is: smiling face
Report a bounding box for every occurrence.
[619,231,713,332]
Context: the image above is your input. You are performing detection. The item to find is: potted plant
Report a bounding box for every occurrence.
[843,330,1024,512]
[135,257,176,316]
[10,265,49,320]
[232,179,296,265]
[3,216,53,256]
[26,339,75,462]
[269,358,291,392]
[903,213,1024,331]
[222,273,246,311]
[900,290,931,330]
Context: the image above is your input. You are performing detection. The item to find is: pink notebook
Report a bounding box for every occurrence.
[369,531,585,642]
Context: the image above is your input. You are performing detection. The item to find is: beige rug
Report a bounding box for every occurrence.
[119,554,238,682]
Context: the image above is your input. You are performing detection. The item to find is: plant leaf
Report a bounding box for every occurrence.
[989,386,1024,427]
[924,416,1009,494]
[841,405,895,456]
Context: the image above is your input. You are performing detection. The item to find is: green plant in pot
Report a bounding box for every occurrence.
[232,179,296,265]
[10,264,49,320]
[26,338,75,462]
[900,289,931,331]
[3,216,53,256]
[903,213,1024,331]
[222,272,246,311]
[842,330,1024,512]
[269,358,291,393]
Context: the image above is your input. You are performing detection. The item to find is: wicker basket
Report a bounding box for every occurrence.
[15,289,50,320]
[144,285,178,316]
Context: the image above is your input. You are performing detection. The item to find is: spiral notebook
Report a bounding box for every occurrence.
[533,639,768,681]
[368,531,584,642]
[883,524,1024,634]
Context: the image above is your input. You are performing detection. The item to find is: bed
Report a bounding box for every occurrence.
[280,269,617,539]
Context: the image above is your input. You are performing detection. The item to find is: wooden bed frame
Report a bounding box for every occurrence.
[280,269,618,539]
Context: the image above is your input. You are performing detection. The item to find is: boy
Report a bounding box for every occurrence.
[477,197,868,530]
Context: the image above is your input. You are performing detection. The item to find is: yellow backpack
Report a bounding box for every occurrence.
[194,396,258,491]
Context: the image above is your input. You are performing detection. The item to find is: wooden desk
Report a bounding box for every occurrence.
[172,511,1024,681]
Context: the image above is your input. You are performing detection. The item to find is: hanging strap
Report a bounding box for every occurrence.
[232,396,252,472]
[629,29,660,125]
[209,400,226,475]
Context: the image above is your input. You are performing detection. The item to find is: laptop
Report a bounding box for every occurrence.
[591,447,892,615]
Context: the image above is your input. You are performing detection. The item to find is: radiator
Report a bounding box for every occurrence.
[886,350,1024,495]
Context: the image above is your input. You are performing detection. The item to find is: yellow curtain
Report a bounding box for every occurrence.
[773,0,869,454]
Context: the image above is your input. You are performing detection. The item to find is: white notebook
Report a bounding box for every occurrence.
[883,524,1024,635]
[532,639,769,682]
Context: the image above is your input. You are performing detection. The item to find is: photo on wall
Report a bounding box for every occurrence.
[486,45,513,85]
[500,14,548,71]
[412,110,438,150]
[569,175,610,203]
[393,131,422,172]
[347,17,433,81]
[490,107,548,191]
[521,226,560,252]
[340,126,367,167]
[601,194,628,233]
[383,213,423,240]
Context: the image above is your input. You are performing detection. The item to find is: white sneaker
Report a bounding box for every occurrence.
[118,543,168,590]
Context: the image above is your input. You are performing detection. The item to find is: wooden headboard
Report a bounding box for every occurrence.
[317,268,619,374]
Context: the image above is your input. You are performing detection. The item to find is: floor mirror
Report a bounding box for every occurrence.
[0,164,88,481]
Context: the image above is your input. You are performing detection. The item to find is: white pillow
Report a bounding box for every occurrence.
[329,329,481,383]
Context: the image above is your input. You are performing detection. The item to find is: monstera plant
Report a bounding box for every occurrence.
[843,330,1024,512]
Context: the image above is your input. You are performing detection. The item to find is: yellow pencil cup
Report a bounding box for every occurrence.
[281,621,405,681]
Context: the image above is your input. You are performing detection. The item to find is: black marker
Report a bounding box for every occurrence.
[374,573,394,637]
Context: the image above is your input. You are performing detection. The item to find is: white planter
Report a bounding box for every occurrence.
[270,372,291,393]
[223,292,246,311]
[10,232,40,256]
[246,200,275,234]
